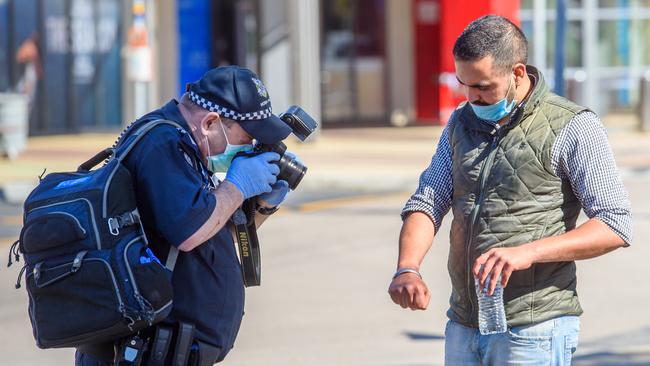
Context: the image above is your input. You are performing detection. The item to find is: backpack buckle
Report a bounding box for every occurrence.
[108,218,120,236]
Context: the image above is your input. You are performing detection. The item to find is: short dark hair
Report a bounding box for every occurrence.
[453,15,528,72]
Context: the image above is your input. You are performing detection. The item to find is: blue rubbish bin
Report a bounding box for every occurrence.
[0,93,29,160]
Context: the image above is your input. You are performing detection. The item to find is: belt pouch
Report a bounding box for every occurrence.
[171,322,195,366]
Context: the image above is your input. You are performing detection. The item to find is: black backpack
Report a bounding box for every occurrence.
[8,120,182,349]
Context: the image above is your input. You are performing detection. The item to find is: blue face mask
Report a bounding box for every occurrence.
[206,122,253,173]
[470,78,517,122]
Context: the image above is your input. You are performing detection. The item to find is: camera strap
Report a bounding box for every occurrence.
[232,199,261,287]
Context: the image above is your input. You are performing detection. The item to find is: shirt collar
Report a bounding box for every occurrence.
[157,99,217,184]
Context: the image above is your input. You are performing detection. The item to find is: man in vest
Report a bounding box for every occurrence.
[388,15,632,365]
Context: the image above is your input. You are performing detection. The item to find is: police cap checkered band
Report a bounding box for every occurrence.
[188,91,273,121]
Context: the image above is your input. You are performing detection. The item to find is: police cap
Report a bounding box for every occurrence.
[186,66,292,144]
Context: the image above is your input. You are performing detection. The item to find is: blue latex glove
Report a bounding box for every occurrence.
[226,152,280,199]
[259,180,290,207]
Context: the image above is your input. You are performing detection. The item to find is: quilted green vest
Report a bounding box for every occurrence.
[447,66,586,327]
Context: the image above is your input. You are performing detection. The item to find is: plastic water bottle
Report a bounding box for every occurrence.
[475,270,507,335]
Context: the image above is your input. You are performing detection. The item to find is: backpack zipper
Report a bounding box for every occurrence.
[123,237,155,324]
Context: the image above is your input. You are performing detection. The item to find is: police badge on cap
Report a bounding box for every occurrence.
[252,77,269,100]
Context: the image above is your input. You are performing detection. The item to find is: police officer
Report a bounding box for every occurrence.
[75,66,294,365]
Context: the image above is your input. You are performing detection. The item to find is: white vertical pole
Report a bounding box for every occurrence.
[387,0,414,125]
[145,0,157,108]
[153,0,178,105]
[288,0,322,138]
[128,0,151,121]
[583,0,599,112]
[134,82,148,119]
[533,0,547,73]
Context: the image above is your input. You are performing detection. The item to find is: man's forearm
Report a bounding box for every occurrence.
[526,218,626,263]
[178,181,244,251]
[397,212,436,270]
[474,217,628,293]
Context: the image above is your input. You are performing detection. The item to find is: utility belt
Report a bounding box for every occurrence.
[77,322,222,366]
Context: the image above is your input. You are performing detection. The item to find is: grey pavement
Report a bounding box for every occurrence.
[224,178,650,366]
[1,119,650,365]
[2,179,650,365]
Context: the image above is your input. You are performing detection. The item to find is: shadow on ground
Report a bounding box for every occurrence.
[572,326,650,365]
[403,331,445,341]
[573,351,650,366]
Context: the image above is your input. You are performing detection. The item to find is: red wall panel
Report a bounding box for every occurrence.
[413,0,520,124]
[413,0,441,122]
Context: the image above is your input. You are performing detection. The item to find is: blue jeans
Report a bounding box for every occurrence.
[445,316,580,365]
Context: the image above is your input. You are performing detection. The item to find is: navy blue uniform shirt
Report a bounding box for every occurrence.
[121,100,245,356]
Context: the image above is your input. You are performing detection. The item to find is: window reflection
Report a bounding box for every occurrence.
[321,0,387,124]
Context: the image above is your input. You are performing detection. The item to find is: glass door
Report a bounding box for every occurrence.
[320,0,387,125]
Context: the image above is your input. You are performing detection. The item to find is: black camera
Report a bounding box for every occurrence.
[242,105,317,190]
[231,106,316,287]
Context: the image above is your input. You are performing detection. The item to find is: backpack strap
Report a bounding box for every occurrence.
[113,119,184,163]
[77,148,115,172]
[114,119,186,272]
[79,120,185,173]
[165,247,179,271]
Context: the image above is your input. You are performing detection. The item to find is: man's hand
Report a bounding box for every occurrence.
[257,152,300,207]
[472,245,535,296]
[258,180,290,208]
[388,273,431,310]
[225,152,280,199]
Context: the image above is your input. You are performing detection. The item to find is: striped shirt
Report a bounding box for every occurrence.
[402,110,633,245]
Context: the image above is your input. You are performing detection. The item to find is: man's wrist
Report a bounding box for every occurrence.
[393,267,422,279]
[522,239,544,264]
[219,180,244,203]
[223,178,245,199]
[397,262,420,272]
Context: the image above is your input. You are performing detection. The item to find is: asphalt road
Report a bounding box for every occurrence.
[1,181,649,365]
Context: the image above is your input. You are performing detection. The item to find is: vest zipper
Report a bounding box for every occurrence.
[465,127,503,324]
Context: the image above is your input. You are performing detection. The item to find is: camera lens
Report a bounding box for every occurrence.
[277,153,307,190]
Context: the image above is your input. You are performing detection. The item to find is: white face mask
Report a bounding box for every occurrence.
[206,121,253,173]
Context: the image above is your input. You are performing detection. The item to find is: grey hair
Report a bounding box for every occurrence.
[179,92,209,115]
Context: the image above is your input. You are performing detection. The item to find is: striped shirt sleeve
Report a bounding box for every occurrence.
[551,111,633,245]
[401,117,455,232]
